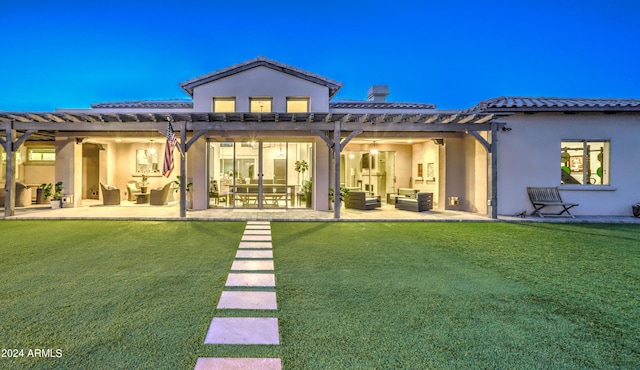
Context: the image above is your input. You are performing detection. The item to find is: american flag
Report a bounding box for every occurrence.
[162,122,178,177]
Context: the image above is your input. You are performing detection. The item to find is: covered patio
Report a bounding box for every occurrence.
[0,200,494,221]
[2,111,507,219]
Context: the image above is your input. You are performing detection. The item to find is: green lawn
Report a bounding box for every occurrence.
[1,221,639,369]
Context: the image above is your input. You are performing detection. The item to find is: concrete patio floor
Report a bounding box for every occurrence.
[2,200,640,223]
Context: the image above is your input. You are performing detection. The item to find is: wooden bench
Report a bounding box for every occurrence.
[345,191,381,210]
[527,187,578,218]
[395,192,433,212]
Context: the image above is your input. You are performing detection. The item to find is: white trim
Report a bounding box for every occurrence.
[559,185,617,191]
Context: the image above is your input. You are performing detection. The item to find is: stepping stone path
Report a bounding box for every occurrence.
[195,221,281,370]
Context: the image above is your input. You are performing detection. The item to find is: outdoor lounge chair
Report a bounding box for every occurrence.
[150,183,172,205]
[100,183,121,205]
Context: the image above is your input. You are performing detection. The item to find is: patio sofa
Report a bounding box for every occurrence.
[345,191,381,210]
[395,192,433,212]
[387,188,419,203]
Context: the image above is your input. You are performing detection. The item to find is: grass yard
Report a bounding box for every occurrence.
[0,221,245,369]
[270,222,640,369]
[0,221,639,369]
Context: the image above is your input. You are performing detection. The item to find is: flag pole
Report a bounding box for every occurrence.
[179,121,187,218]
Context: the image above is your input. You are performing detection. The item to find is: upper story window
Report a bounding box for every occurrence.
[213,97,236,112]
[561,140,610,185]
[250,97,272,113]
[286,97,309,113]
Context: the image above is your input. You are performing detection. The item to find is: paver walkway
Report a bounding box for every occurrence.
[195,221,282,370]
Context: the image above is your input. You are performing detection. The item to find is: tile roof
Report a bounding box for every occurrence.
[467,96,640,113]
[91,99,193,109]
[180,56,343,98]
[330,100,436,109]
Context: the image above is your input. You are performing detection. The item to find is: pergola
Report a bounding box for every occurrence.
[1,111,508,218]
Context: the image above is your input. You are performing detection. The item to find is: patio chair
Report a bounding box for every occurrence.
[100,183,121,205]
[209,180,221,204]
[126,180,142,201]
[150,183,172,205]
[0,182,32,207]
[15,182,32,207]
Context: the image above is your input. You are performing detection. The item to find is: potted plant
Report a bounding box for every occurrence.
[172,176,193,193]
[50,181,63,209]
[140,174,149,193]
[38,183,52,204]
[329,186,350,210]
[173,176,193,208]
[295,160,312,208]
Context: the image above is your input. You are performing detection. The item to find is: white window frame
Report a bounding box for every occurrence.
[286,97,310,113]
[249,97,272,113]
[212,97,236,113]
[561,139,610,186]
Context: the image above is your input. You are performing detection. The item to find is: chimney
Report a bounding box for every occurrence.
[367,85,389,102]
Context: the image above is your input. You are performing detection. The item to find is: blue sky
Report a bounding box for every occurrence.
[1,0,639,111]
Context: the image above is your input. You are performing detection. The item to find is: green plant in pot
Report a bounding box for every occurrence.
[49,181,63,208]
[295,160,312,207]
[302,178,313,208]
[140,174,149,193]
[39,183,52,204]
[329,186,350,209]
[172,176,193,193]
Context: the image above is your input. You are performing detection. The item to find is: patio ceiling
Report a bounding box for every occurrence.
[0,111,505,142]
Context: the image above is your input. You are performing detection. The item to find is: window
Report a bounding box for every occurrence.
[213,97,236,112]
[286,97,309,113]
[27,147,55,162]
[250,97,272,113]
[561,140,610,185]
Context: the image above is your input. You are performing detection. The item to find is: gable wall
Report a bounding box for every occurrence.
[192,66,330,112]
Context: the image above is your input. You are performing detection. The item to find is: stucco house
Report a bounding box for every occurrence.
[2,56,640,218]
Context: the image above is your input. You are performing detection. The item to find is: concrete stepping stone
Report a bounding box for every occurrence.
[245,225,271,230]
[247,221,270,225]
[217,291,277,310]
[205,317,279,344]
[243,229,271,235]
[195,357,281,370]
[238,242,272,249]
[236,250,273,259]
[226,273,275,287]
[231,260,274,271]
[241,235,271,241]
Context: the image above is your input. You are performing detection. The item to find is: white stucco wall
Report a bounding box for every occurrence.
[498,113,640,216]
[464,134,488,215]
[192,66,330,112]
[412,142,440,208]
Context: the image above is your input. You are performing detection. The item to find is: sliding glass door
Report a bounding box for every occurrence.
[208,140,313,209]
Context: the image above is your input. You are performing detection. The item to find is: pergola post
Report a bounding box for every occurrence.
[490,121,498,219]
[3,125,16,217]
[333,121,341,219]
[179,121,187,218]
[467,122,502,220]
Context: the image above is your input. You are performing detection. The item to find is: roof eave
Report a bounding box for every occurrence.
[482,108,640,113]
[179,57,343,98]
